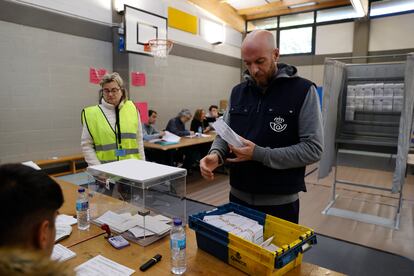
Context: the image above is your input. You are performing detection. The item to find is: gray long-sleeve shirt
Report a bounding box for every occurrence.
[210,72,323,205]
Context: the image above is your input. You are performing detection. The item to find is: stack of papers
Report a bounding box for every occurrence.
[149,131,180,145]
[95,211,138,233]
[75,255,134,276]
[55,214,77,242]
[212,118,244,147]
[204,212,263,244]
[56,214,77,226]
[95,211,171,235]
[51,244,76,262]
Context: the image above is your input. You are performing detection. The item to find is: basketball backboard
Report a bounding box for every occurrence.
[125,5,167,55]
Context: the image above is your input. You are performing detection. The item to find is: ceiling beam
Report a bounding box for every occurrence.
[238,0,321,16]
[245,0,350,20]
[187,0,245,32]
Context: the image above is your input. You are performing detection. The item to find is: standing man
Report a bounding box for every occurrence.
[200,30,323,223]
[143,110,165,141]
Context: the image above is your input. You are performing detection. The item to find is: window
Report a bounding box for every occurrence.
[370,0,414,16]
[279,27,313,55]
[247,17,278,32]
[317,6,359,23]
[279,12,314,27]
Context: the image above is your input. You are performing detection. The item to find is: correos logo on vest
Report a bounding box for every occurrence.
[270,116,287,132]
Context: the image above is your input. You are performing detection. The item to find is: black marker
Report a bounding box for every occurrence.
[140,254,162,272]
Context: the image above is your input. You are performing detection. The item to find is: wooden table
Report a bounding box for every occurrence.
[144,133,216,151]
[57,179,344,276]
[57,179,106,248]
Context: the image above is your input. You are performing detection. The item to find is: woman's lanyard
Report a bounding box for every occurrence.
[115,105,126,157]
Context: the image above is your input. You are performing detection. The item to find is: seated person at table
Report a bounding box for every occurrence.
[205,105,219,123]
[166,109,194,137]
[143,110,165,141]
[0,164,71,275]
[0,164,63,256]
[190,109,212,134]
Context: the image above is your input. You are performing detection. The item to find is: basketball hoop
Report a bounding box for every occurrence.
[147,39,173,67]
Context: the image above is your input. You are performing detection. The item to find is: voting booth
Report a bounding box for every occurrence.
[86,159,186,246]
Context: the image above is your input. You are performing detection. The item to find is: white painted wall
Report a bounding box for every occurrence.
[369,13,414,51]
[13,0,112,24]
[316,22,354,55]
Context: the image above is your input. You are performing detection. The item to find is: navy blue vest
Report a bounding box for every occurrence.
[229,75,313,194]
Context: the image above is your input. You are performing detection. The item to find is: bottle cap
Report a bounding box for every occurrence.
[173,218,182,226]
[78,188,85,193]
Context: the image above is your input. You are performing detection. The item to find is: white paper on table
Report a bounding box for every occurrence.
[56,214,77,226]
[51,244,76,262]
[133,214,171,235]
[212,118,244,148]
[75,255,134,276]
[153,214,172,223]
[162,131,180,143]
[21,161,41,170]
[128,226,155,238]
[95,211,137,233]
[55,224,72,242]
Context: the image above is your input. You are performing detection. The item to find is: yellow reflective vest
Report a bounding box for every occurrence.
[82,100,141,163]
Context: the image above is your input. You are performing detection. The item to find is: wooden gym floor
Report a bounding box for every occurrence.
[186,165,414,260]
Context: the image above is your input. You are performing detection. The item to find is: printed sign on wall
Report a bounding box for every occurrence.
[90,68,107,84]
[134,102,148,124]
[131,72,146,87]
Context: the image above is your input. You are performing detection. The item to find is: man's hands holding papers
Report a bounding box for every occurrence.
[200,137,256,180]
[227,137,256,163]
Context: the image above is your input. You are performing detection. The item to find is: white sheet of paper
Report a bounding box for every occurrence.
[95,211,137,233]
[212,118,244,147]
[55,224,72,242]
[133,214,171,235]
[51,244,76,262]
[128,226,155,238]
[88,159,185,183]
[56,214,77,226]
[75,255,134,276]
[21,161,41,170]
[153,214,172,223]
[162,131,180,143]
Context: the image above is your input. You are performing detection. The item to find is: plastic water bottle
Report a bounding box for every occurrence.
[76,188,90,230]
[197,126,202,135]
[170,218,186,274]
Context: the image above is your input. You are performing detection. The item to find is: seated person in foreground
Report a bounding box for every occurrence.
[205,105,219,123]
[143,109,165,141]
[166,109,194,137]
[190,109,212,134]
[0,164,71,275]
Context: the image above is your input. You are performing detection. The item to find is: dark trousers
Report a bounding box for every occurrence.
[229,193,300,224]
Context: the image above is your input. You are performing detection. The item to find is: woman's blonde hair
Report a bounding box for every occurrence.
[99,72,127,101]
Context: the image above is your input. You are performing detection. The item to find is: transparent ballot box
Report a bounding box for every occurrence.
[86,159,186,246]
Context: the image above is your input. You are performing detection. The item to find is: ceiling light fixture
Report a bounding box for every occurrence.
[350,0,369,17]
[288,2,317,9]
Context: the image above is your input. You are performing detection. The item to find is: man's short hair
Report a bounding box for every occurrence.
[0,164,64,247]
[209,105,218,112]
[148,110,157,117]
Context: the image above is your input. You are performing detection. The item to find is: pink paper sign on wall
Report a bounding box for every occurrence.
[131,72,146,86]
[89,68,107,84]
[134,102,148,124]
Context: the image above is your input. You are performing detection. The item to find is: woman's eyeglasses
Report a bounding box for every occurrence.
[102,88,121,94]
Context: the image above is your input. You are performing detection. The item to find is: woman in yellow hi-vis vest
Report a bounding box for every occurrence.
[81,72,145,166]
